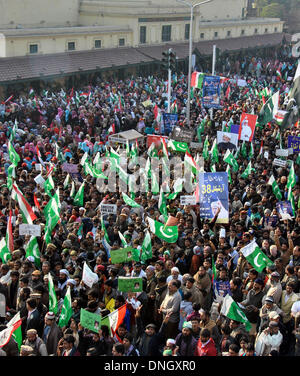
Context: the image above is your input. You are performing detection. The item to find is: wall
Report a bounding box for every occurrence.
[0,0,80,29]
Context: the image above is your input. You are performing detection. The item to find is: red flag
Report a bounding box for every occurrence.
[225,85,231,99]
[34,193,41,212]
[7,210,14,253]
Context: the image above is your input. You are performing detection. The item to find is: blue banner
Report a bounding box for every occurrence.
[202,75,222,109]
[288,135,300,153]
[213,280,231,300]
[276,201,294,219]
[162,113,178,135]
[199,172,229,223]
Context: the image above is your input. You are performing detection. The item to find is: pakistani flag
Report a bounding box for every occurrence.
[221,294,252,332]
[0,237,11,264]
[281,62,300,129]
[223,149,239,172]
[58,286,73,328]
[6,164,15,191]
[288,185,296,214]
[241,161,255,179]
[9,119,18,142]
[7,312,22,350]
[48,273,58,315]
[147,217,178,243]
[25,236,40,268]
[168,177,184,200]
[119,231,128,248]
[122,192,141,208]
[257,91,279,126]
[241,240,273,272]
[226,165,232,184]
[8,141,20,167]
[158,187,168,220]
[44,174,55,197]
[287,162,296,191]
[267,175,282,200]
[210,138,219,164]
[248,142,254,159]
[101,216,111,258]
[141,230,152,261]
[241,141,247,159]
[185,151,198,175]
[168,140,189,153]
[151,171,159,194]
[63,174,70,189]
[73,182,85,206]
[202,135,209,160]
[70,181,75,198]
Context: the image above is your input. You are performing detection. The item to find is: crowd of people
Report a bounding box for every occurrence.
[0,44,300,357]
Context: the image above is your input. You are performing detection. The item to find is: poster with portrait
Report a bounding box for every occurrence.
[217,131,238,151]
[276,201,294,220]
[202,75,222,109]
[199,172,229,224]
[238,113,257,142]
[117,277,143,292]
[80,309,101,333]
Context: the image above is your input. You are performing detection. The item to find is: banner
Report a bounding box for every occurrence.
[273,158,287,167]
[99,204,117,215]
[110,247,136,264]
[162,113,178,135]
[238,113,257,142]
[82,262,99,288]
[199,172,229,224]
[180,196,197,206]
[171,126,194,143]
[80,309,101,333]
[117,277,143,292]
[202,75,221,109]
[147,135,169,148]
[288,135,300,153]
[217,131,238,151]
[62,163,78,173]
[276,201,294,220]
[275,149,289,157]
[19,224,41,237]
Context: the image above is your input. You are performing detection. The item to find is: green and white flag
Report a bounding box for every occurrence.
[257,91,279,126]
[226,165,232,184]
[151,171,159,194]
[147,217,178,243]
[288,185,296,214]
[210,164,216,172]
[9,119,18,142]
[83,161,108,179]
[101,216,111,255]
[168,177,184,200]
[80,309,102,333]
[241,240,273,273]
[44,174,55,197]
[223,149,239,172]
[202,135,209,160]
[241,161,255,179]
[122,192,141,208]
[118,277,143,292]
[93,152,100,166]
[221,294,252,331]
[141,230,152,261]
[0,237,11,264]
[241,141,247,159]
[210,138,219,164]
[6,164,15,190]
[119,231,128,248]
[58,286,73,328]
[48,273,58,315]
[63,174,70,189]
[8,140,20,167]
[287,162,296,191]
[25,236,40,268]
[267,175,282,200]
[158,187,168,221]
[248,142,254,159]
[73,182,85,206]
[7,312,22,350]
[168,140,189,153]
[80,152,89,166]
[70,180,75,198]
[185,151,198,175]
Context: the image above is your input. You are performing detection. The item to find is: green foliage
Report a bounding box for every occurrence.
[260,2,283,17]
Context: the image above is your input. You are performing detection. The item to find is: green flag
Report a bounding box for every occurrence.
[0,237,11,264]
[241,240,273,272]
[80,308,101,333]
[25,236,40,268]
[117,277,143,292]
[6,164,15,190]
[168,140,190,153]
[141,230,152,262]
[226,165,232,184]
[147,217,178,243]
[257,91,279,126]
[158,187,168,220]
[221,294,252,332]
[241,161,255,179]
[73,182,85,206]
[48,273,58,315]
[210,138,219,164]
[223,149,239,172]
[58,286,73,328]
[267,175,282,200]
[287,163,296,191]
[121,192,141,208]
[63,174,70,189]
[8,140,20,167]
[202,135,209,160]
[288,185,296,215]
[241,141,247,159]
[8,312,22,351]
[44,174,55,197]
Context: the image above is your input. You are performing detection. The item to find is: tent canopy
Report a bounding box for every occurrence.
[109,129,144,145]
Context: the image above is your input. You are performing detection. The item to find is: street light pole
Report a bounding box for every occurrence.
[176,0,212,126]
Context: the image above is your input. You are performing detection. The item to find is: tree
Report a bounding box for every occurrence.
[260,3,284,17]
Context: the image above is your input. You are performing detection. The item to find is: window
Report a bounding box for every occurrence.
[140,26,146,44]
[214,31,218,38]
[275,27,278,32]
[254,28,258,34]
[162,25,172,42]
[185,24,190,40]
[68,42,75,51]
[200,32,204,39]
[227,30,231,37]
[119,38,125,46]
[29,44,38,54]
[241,29,245,35]
[265,28,268,33]
[94,40,101,48]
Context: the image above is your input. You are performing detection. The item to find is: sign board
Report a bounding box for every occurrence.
[238,113,257,142]
[180,196,197,206]
[273,158,287,167]
[34,174,45,187]
[62,163,78,173]
[264,151,269,159]
[288,135,300,153]
[171,126,194,143]
[35,164,42,172]
[190,142,202,149]
[237,79,247,87]
[162,113,178,135]
[80,309,101,334]
[117,277,143,292]
[19,224,41,237]
[109,136,127,145]
[202,75,222,109]
[275,149,289,157]
[99,204,117,215]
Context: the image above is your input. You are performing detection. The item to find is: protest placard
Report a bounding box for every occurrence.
[275,149,289,157]
[273,158,287,167]
[80,309,101,333]
[62,163,78,174]
[180,196,197,206]
[19,224,41,237]
[99,204,117,215]
[117,277,143,292]
[34,174,45,187]
[110,247,138,264]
